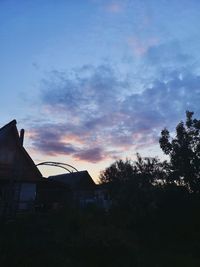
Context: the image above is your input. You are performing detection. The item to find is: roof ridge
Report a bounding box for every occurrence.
[0,119,17,131]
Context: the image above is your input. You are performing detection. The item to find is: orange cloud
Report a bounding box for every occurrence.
[61,134,85,145]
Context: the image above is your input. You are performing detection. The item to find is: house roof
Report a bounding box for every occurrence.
[0,120,42,181]
[0,120,18,142]
[49,170,96,189]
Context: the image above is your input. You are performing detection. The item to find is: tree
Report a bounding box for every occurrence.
[99,159,135,185]
[99,156,165,212]
[99,155,165,187]
[159,111,200,192]
[134,153,167,186]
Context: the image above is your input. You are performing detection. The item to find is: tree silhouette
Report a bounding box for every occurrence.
[99,156,165,211]
[99,155,166,188]
[99,159,134,185]
[134,153,167,186]
[159,111,200,192]
[99,159,135,204]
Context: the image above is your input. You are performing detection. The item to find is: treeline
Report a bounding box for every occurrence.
[99,111,200,205]
[96,111,200,265]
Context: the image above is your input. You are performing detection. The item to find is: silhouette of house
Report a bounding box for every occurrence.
[0,120,110,216]
[49,171,97,207]
[49,171,111,209]
[0,120,42,216]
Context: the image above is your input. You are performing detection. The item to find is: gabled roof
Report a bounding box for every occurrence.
[49,170,96,189]
[0,120,42,181]
[0,120,19,142]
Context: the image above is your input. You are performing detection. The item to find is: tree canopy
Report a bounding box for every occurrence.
[159,111,200,192]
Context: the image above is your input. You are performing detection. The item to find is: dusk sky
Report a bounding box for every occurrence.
[1,0,200,181]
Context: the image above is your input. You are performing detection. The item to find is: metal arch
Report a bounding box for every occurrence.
[36,161,78,173]
[36,162,72,173]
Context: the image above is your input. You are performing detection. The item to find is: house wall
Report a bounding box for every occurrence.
[0,181,37,215]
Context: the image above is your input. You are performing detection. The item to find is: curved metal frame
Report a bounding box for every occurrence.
[36,161,78,173]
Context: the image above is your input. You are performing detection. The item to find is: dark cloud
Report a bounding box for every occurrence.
[36,141,76,156]
[29,63,200,162]
[30,125,77,156]
[41,64,128,118]
[30,123,106,163]
[75,147,106,163]
[122,72,200,132]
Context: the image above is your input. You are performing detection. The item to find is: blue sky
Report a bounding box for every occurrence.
[1,0,200,181]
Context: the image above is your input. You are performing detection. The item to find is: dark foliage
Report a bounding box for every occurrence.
[160,111,200,192]
[99,155,166,213]
[1,198,200,267]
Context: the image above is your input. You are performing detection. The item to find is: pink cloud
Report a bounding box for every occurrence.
[25,129,38,139]
[74,147,107,163]
[61,134,85,145]
[128,36,159,57]
[105,2,124,13]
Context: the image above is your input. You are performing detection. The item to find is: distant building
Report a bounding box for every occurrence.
[49,171,111,209]
[49,171,97,207]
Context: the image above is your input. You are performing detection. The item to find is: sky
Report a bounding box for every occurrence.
[1,0,200,181]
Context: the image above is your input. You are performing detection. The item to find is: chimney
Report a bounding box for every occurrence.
[19,129,25,146]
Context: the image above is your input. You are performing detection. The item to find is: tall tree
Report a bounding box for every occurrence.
[159,111,200,192]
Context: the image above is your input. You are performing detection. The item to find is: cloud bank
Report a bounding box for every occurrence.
[29,40,200,163]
